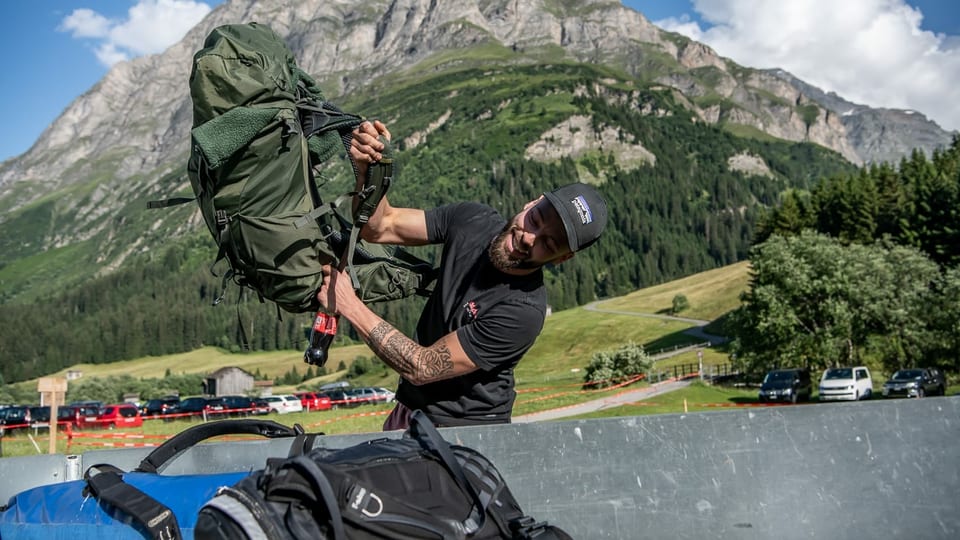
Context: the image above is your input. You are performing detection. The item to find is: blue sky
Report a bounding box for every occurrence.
[1,0,958,163]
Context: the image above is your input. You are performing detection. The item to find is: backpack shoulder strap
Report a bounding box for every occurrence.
[83,464,182,540]
[136,419,301,473]
[354,154,393,228]
[338,148,395,291]
[407,410,486,534]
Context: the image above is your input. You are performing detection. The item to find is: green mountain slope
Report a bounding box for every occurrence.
[0,59,854,384]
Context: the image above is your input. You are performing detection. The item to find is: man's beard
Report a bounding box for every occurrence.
[488,226,539,272]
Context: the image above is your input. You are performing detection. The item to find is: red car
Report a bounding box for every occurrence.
[293,391,332,411]
[58,404,102,429]
[96,404,143,429]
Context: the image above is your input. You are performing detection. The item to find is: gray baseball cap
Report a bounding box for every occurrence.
[542,183,608,252]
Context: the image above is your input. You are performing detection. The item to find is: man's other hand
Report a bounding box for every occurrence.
[349,120,391,165]
[318,264,361,316]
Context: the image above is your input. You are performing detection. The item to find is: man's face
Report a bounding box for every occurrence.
[488,196,573,273]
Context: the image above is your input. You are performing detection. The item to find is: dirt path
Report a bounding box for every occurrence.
[582,301,728,345]
[513,378,693,423]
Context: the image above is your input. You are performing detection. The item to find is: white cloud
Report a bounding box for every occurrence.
[59,8,112,38]
[60,0,212,65]
[95,43,129,67]
[654,0,960,132]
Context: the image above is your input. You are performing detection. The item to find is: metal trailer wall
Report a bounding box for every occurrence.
[1,396,958,539]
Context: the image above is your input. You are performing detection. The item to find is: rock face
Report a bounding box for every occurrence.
[728,152,773,178]
[0,0,953,230]
[525,115,656,173]
[766,69,955,165]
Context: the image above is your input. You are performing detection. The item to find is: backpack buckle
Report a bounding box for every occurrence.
[510,516,552,538]
[215,210,228,229]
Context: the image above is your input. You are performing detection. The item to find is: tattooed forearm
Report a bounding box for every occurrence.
[382,332,418,374]
[420,342,453,379]
[368,322,391,345]
[365,321,454,383]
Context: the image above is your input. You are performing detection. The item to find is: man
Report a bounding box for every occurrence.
[319,120,607,429]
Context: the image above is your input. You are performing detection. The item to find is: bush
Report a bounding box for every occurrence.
[347,356,373,378]
[671,294,689,315]
[583,342,652,389]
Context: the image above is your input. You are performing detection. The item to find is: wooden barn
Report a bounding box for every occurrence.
[203,366,254,396]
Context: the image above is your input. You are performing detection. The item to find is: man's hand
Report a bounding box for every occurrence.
[349,120,391,177]
[317,264,362,317]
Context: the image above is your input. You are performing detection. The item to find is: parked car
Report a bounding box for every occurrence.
[0,406,33,434]
[28,406,51,424]
[882,368,947,398]
[346,387,381,406]
[204,397,232,417]
[177,397,224,419]
[294,391,332,411]
[758,368,812,403]
[319,381,351,392]
[314,393,333,411]
[319,389,362,409]
[370,387,396,403]
[97,404,144,429]
[251,399,272,415]
[141,396,180,417]
[262,395,303,414]
[219,395,257,416]
[67,400,104,411]
[59,404,102,429]
[57,407,77,427]
[819,366,873,401]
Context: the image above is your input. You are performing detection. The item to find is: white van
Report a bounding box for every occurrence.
[819,366,873,401]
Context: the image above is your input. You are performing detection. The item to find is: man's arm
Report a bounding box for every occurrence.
[318,265,478,384]
[349,120,429,246]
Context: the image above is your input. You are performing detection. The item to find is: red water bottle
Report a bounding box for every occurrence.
[304,310,338,366]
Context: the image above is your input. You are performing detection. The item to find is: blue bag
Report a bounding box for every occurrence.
[0,419,306,540]
[0,471,248,540]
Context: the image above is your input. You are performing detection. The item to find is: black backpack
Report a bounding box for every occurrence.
[195,411,572,540]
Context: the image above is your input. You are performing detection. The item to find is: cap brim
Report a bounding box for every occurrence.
[543,190,578,252]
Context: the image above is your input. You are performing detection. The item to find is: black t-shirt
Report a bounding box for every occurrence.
[395,202,546,426]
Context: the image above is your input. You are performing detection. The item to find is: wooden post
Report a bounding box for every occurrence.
[698,350,704,382]
[37,377,67,455]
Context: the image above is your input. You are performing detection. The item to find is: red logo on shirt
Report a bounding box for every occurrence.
[463,301,479,320]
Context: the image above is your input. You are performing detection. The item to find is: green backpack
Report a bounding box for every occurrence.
[154,22,434,314]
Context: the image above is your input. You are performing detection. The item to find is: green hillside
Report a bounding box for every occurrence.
[0,261,750,457]
[596,260,750,321]
[2,262,750,402]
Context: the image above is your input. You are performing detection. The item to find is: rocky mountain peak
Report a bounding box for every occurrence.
[0,0,954,218]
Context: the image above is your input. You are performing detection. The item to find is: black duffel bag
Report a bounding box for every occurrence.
[196,410,571,539]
